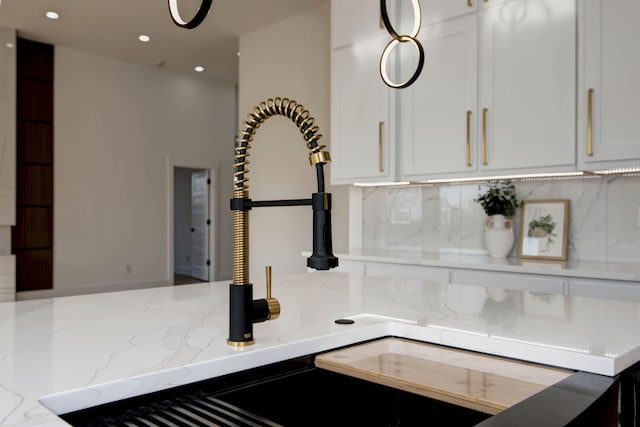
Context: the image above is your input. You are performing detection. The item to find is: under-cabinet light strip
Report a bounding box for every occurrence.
[353,167,640,187]
[421,171,588,184]
[491,335,592,355]
[593,167,640,175]
[429,324,489,338]
[354,181,412,187]
[429,325,601,355]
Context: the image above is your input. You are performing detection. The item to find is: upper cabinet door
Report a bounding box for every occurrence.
[478,0,576,172]
[330,35,395,184]
[421,0,478,25]
[479,0,511,9]
[331,0,386,48]
[578,0,640,169]
[400,14,479,180]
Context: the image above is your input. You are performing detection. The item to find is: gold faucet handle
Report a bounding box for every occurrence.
[265,266,280,320]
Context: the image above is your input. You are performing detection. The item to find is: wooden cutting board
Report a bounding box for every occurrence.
[314,337,574,415]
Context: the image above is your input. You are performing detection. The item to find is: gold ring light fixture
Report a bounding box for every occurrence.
[380,0,425,89]
[168,0,213,29]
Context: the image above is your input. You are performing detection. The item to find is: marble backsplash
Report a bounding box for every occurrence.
[362,175,640,264]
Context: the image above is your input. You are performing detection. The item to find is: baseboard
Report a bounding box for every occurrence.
[16,278,173,301]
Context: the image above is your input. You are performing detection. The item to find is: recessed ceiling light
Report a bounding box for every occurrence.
[5,42,14,49]
[138,34,151,43]
[194,66,205,73]
[45,11,60,20]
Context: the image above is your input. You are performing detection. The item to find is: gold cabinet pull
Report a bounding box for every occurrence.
[466,110,472,167]
[587,88,594,156]
[482,108,488,165]
[379,121,384,172]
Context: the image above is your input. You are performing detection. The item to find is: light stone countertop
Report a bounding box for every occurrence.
[2,271,640,426]
[336,249,640,282]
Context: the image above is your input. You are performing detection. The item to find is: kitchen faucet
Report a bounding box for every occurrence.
[227,97,338,347]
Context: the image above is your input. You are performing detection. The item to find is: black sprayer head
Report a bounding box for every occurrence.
[307,192,339,270]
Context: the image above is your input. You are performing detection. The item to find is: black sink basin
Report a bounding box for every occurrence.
[60,354,490,426]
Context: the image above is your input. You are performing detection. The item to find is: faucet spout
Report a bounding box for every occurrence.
[308,191,338,270]
[227,98,338,347]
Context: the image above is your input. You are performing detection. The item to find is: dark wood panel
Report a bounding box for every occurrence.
[17,38,54,81]
[14,37,54,292]
[17,79,53,122]
[12,207,53,249]
[14,249,53,292]
[17,122,54,164]
[16,164,53,206]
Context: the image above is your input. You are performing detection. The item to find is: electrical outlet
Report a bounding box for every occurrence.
[126,265,132,274]
[391,208,410,224]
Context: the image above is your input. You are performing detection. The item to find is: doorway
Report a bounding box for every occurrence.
[173,167,211,284]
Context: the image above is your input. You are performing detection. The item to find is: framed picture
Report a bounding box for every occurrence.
[518,199,569,261]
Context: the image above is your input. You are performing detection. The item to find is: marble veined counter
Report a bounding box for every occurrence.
[2,272,640,426]
[337,249,640,282]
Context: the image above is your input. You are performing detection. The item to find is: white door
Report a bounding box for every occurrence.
[400,14,478,180]
[330,35,395,184]
[190,170,209,281]
[478,0,576,171]
[579,0,640,168]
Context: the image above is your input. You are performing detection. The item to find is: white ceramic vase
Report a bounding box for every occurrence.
[484,214,515,258]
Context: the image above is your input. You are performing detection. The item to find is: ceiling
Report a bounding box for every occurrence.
[0,0,328,83]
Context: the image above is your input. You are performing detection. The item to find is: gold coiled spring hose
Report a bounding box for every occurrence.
[232,97,331,285]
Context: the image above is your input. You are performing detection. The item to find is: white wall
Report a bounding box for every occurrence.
[0,26,16,301]
[238,1,349,283]
[54,47,236,291]
[0,26,15,228]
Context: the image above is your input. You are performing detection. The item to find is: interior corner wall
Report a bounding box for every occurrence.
[54,46,236,291]
[238,1,349,281]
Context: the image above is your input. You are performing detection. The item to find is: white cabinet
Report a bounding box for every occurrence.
[400,0,576,181]
[577,0,640,170]
[400,14,479,180]
[421,0,478,24]
[331,0,386,48]
[365,262,451,283]
[330,35,396,184]
[337,256,640,302]
[568,278,640,303]
[477,0,576,172]
[450,269,566,294]
[330,0,403,185]
[331,0,578,183]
